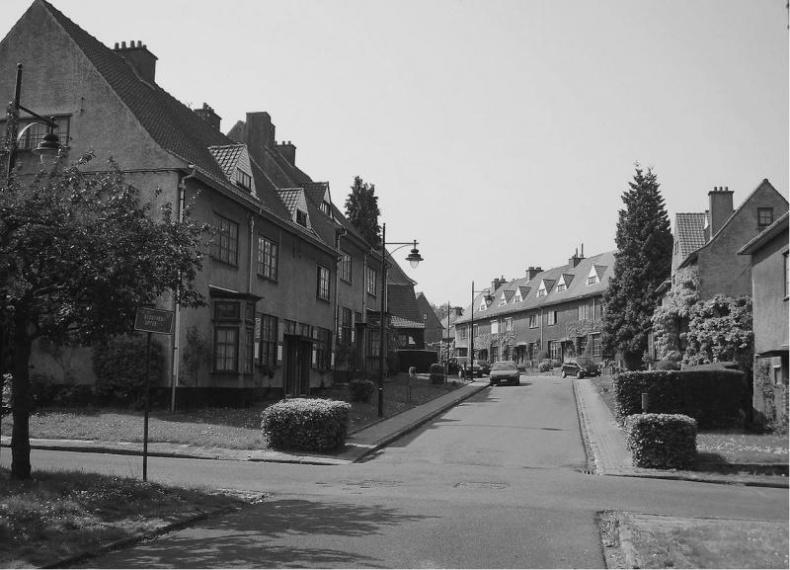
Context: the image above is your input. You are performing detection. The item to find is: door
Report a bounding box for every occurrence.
[284,335,312,395]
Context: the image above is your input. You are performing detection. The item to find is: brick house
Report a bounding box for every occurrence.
[738,211,789,432]
[454,249,615,367]
[415,292,444,353]
[1,0,378,399]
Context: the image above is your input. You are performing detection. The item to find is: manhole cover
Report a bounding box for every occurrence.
[454,481,509,489]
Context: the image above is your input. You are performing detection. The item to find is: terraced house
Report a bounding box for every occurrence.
[454,249,615,367]
[1,0,393,399]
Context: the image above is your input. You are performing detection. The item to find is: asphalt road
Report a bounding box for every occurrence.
[9,375,788,568]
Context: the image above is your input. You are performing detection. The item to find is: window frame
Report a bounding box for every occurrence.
[256,235,279,282]
[546,310,558,326]
[213,213,239,267]
[366,265,377,297]
[317,264,331,302]
[213,326,239,372]
[757,207,774,227]
[339,251,352,284]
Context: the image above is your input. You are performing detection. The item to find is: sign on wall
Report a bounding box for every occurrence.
[134,307,175,335]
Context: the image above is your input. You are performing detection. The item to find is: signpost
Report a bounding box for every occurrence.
[134,307,174,482]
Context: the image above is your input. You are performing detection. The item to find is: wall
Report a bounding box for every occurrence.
[750,231,789,356]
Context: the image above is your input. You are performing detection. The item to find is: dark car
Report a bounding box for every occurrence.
[560,357,600,379]
[456,358,490,378]
[489,360,520,386]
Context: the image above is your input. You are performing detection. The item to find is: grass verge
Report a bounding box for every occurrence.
[589,375,788,476]
[0,374,464,451]
[0,468,255,568]
[599,510,789,569]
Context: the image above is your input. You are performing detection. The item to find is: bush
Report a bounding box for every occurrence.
[93,334,165,407]
[429,363,445,384]
[613,369,746,429]
[260,398,351,452]
[654,359,680,371]
[348,379,376,403]
[625,413,697,469]
[539,359,552,372]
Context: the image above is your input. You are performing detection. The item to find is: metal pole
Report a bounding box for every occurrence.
[143,332,152,481]
[378,223,386,417]
[470,281,474,381]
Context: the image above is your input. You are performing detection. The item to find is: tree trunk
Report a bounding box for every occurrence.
[11,318,33,480]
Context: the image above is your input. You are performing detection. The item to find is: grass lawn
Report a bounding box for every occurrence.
[0,468,255,568]
[600,511,789,569]
[589,375,789,474]
[0,374,464,451]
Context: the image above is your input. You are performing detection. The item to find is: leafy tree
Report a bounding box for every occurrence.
[344,176,381,247]
[1,154,207,479]
[602,165,673,369]
[684,295,753,373]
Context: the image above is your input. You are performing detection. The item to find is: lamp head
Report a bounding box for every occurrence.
[406,245,423,269]
[32,121,62,156]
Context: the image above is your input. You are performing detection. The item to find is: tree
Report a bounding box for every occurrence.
[602,164,673,369]
[684,295,753,373]
[1,154,207,479]
[344,176,381,247]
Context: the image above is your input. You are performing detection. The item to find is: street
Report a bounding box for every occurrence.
[13,375,788,568]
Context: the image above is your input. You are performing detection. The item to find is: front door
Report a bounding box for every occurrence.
[284,335,312,395]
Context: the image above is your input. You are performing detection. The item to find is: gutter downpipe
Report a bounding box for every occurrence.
[170,165,197,412]
[332,229,346,381]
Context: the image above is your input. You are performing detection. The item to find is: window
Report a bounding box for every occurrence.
[339,252,352,283]
[758,207,774,227]
[472,324,479,337]
[213,214,239,266]
[340,308,353,343]
[549,341,562,361]
[459,326,468,340]
[547,310,558,326]
[556,282,566,292]
[317,265,331,301]
[505,317,513,332]
[257,236,278,281]
[578,303,590,320]
[537,287,547,297]
[215,301,240,321]
[313,327,331,370]
[366,265,377,296]
[255,314,278,369]
[587,266,600,285]
[491,320,500,334]
[296,209,308,227]
[320,201,331,215]
[590,333,602,359]
[242,325,254,374]
[214,328,238,372]
[784,252,789,298]
[236,170,252,191]
[528,314,538,328]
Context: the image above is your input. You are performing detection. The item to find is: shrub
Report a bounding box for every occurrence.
[93,334,165,407]
[539,359,552,372]
[348,379,376,403]
[429,363,445,384]
[613,369,745,429]
[261,398,351,452]
[625,413,697,469]
[654,359,680,371]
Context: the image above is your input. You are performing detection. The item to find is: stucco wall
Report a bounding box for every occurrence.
[750,231,789,355]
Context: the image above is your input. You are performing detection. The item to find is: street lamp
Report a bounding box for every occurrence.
[378,222,423,417]
[468,281,492,380]
[5,63,63,180]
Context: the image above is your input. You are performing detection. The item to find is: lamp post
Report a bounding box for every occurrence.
[378,222,423,417]
[5,63,63,180]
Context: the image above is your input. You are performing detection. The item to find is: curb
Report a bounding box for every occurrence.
[350,382,490,463]
[572,378,599,475]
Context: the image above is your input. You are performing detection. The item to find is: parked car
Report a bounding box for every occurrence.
[456,358,490,378]
[489,360,520,386]
[560,357,600,379]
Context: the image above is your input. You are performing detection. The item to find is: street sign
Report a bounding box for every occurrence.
[134,307,174,335]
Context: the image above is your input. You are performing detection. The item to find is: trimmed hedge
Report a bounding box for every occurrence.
[348,380,376,403]
[93,334,165,407]
[613,369,746,429]
[429,363,445,384]
[261,398,351,452]
[625,413,697,469]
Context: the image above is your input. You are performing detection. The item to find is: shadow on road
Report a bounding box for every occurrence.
[84,498,436,569]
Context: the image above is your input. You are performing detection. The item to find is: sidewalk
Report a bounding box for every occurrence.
[1,380,490,466]
[573,377,788,488]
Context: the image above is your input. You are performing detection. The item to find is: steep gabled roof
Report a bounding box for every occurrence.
[674,212,707,259]
[738,211,789,255]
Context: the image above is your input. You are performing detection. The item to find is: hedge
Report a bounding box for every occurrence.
[348,380,376,403]
[613,369,746,429]
[429,363,445,384]
[625,413,697,469]
[261,398,351,452]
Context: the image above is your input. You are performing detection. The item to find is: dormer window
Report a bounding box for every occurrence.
[514,290,522,303]
[537,279,553,297]
[587,266,600,285]
[320,201,331,215]
[556,282,566,292]
[296,209,308,227]
[236,170,252,191]
[478,298,488,311]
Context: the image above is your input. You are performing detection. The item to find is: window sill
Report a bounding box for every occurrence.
[257,274,278,283]
[211,257,239,268]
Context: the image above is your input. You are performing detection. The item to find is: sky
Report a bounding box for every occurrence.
[3,0,788,309]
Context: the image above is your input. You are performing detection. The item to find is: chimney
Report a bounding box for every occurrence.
[113,40,157,83]
[491,275,506,292]
[454,307,463,317]
[276,140,296,165]
[194,103,221,131]
[708,186,734,239]
[568,245,585,268]
[239,112,276,167]
[526,266,542,280]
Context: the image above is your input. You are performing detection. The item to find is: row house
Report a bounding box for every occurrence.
[1,0,389,397]
[415,292,445,354]
[454,249,615,366]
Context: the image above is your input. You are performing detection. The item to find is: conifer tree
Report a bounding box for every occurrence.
[344,176,381,247]
[602,165,673,369]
